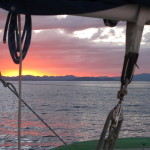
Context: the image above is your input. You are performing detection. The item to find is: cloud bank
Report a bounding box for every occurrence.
[0,8,150,76]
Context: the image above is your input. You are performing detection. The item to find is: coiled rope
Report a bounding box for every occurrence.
[3,12,32,64]
[1,10,67,148]
[2,10,32,149]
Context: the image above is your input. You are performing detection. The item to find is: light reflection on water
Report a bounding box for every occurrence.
[0,81,150,149]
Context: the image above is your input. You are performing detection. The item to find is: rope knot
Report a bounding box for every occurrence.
[117,88,128,100]
[117,79,129,100]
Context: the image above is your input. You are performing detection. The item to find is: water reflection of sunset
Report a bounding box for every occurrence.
[0,113,64,148]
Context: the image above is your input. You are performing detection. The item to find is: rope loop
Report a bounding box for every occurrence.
[3,12,32,64]
[96,102,123,150]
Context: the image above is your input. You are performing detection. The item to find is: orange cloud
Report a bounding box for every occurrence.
[1,18,150,77]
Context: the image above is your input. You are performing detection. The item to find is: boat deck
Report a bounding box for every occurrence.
[52,137,150,150]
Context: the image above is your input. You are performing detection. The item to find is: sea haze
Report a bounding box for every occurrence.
[0,81,150,149]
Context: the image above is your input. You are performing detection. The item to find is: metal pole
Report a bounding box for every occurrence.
[18,14,22,150]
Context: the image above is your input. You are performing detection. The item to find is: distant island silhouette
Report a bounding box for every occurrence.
[1,73,150,81]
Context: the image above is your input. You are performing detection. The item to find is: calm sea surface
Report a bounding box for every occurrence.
[0,81,150,149]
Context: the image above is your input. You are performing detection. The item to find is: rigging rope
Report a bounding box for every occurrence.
[3,11,32,64]
[96,6,150,150]
[1,9,67,148]
[0,76,67,146]
[96,100,123,150]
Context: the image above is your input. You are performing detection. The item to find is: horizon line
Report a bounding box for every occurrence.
[1,73,149,78]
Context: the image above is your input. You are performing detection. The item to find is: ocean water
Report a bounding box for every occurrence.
[0,81,150,149]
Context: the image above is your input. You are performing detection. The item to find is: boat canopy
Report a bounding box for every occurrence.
[1,0,150,15]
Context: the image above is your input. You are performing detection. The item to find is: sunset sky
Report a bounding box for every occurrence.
[0,9,150,77]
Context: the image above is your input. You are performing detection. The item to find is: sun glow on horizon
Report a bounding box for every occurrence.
[2,69,117,77]
[3,70,55,77]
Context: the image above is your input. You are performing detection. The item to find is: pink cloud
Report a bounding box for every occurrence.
[0,8,150,76]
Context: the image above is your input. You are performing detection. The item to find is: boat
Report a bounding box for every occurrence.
[0,1,150,150]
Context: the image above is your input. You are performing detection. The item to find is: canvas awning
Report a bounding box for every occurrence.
[0,0,150,15]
